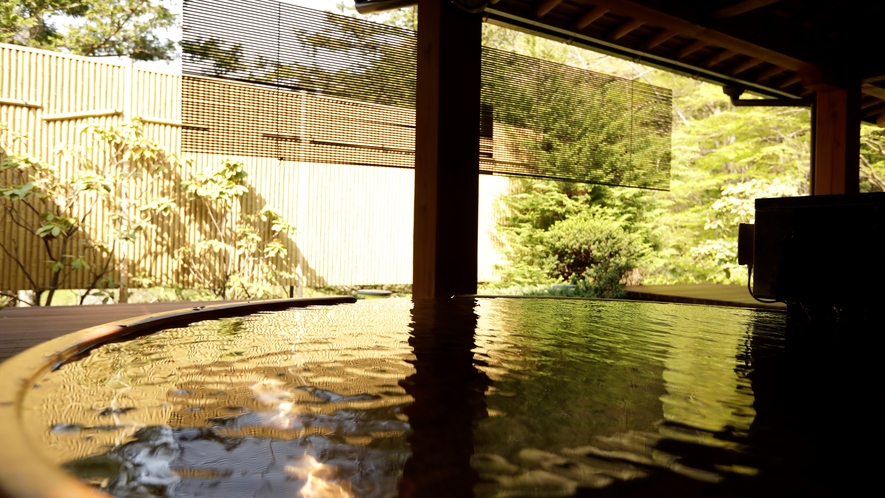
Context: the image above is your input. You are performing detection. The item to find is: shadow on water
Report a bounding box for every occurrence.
[397,299,885,497]
[398,298,490,497]
[581,310,885,497]
[737,313,885,497]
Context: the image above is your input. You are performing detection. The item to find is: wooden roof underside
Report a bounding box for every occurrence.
[485,0,885,123]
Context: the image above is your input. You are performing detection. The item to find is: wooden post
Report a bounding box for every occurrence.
[812,84,860,195]
[413,0,482,298]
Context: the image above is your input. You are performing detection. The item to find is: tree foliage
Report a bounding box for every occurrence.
[860,125,885,193]
[479,24,817,289]
[481,48,670,189]
[545,209,650,297]
[639,78,811,285]
[491,180,656,297]
[0,0,176,60]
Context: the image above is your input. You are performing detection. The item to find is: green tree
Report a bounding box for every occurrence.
[481,25,815,288]
[481,47,669,188]
[0,0,176,60]
[478,25,668,293]
[641,78,811,285]
[180,37,247,77]
[860,124,885,192]
[688,178,799,284]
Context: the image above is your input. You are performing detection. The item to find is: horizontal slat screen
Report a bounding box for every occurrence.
[182,0,671,190]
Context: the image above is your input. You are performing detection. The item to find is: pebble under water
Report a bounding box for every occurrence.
[21,297,885,497]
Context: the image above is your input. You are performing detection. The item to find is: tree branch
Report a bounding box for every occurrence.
[81,0,150,56]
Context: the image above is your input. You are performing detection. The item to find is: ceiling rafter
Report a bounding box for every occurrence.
[710,0,782,20]
[729,57,763,75]
[862,84,885,101]
[571,6,608,30]
[610,18,644,41]
[534,0,563,19]
[863,103,885,118]
[487,0,885,120]
[861,97,881,109]
[756,65,786,81]
[641,29,677,50]
[546,0,809,72]
[705,49,737,68]
[777,74,802,89]
[675,40,706,59]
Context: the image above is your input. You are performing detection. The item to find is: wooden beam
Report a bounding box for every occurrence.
[571,6,608,30]
[42,109,122,121]
[860,58,885,83]
[609,18,644,41]
[704,49,737,68]
[813,85,860,195]
[710,0,781,20]
[641,29,677,50]
[534,0,563,19]
[729,57,763,75]
[756,65,786,81]
[863,103,885,118]
[777,74,801,89]
[554,0,808,71]
[676,40,706,59]
[413,0,482,298]
[139,116,182,127]
[860,97,881,109]
[861,83,885,100]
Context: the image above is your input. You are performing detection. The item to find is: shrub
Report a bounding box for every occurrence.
[544,209,650,297]
[176,159,297,299]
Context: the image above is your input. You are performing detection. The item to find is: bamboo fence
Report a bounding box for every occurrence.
[0,44,507,296]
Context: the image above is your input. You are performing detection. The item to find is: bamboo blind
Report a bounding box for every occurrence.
[181,0,672,189]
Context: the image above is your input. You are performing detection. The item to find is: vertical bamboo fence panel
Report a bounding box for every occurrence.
[1,43,506,295]
[1,45,129,294]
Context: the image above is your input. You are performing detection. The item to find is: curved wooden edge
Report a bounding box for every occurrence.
[0,297,356,498]
[459,294,787,312]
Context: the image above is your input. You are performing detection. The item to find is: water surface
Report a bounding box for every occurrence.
[22,297,876,497]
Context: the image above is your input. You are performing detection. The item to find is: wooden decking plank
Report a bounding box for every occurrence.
[0,301,240,363]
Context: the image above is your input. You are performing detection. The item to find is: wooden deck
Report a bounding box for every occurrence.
[624,284,786,310]
[0,301,229,363]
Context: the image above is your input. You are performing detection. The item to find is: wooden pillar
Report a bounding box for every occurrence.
[413,0,482,298]
[812,85,860,195]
